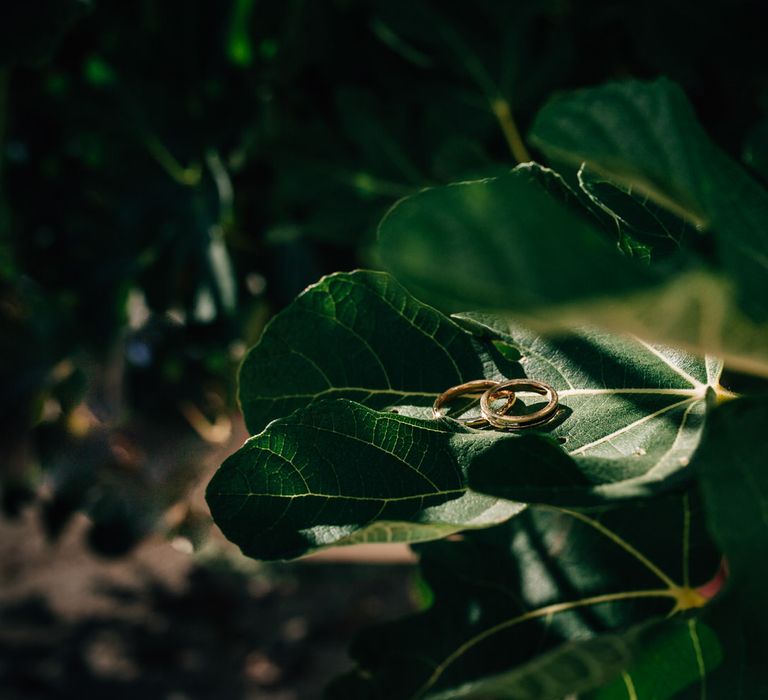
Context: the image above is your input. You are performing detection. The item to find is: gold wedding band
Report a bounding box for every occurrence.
[433,379,516,428]
[480,379,559,429]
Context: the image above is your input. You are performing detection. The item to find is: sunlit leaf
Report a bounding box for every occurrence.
[207,399,524,560]
[238,270,504,435]
[211,272,728,559]
[458,314,729,503]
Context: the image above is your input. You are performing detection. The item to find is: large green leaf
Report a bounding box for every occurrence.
[694,397,768,696]
[212,273,730,559]
[238,270,502,435]
[531,79,711,225]
[378,89,768,376]
[530,79,768,355]
[206,399,523,560]
[696,397,768,615]
[328,493,721,699]
[459,314,730,503]
[378,165,654,313]
[530,79,768,296]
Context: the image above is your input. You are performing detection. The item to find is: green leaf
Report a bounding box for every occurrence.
[694,396,768,695]
[433,619,721,700]
[329,493,721,699]
[377,86,768,377]
[459,315,727,503]
[238,270,503,435]
[530,78,768,323]
[576,166,698,264]
[695,397,768,614]
[378,165,654,313]
[585,619,720,700]
[215,273,728,558]
[206,399,524,560]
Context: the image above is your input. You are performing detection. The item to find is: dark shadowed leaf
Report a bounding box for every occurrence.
[576,166,700,264]
[377,86,768,376]
[378,165,653,313]
[328,493,721,699]
[694,397,768,696]
[530,78,768,323]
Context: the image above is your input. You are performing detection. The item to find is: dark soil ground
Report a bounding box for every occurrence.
[0,510,416,699]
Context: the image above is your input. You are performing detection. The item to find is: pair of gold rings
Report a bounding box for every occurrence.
[432,378,559,430]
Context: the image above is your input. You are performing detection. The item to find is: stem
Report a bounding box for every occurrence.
[622,671,639,700]
[688,619,708,699]
[553,507,679,589]
[205,149,234,223]
[145,134,202,186]
[492,97,530,164]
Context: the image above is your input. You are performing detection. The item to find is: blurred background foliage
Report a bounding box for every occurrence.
[1,0,767,556]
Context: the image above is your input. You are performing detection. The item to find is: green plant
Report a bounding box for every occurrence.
[208,78,768,697]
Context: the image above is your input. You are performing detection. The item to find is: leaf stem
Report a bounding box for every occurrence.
[688,619,708,700]
[145,134,202,186]
[553,507,679,589]
[622,671,639,700]
[491,98,530,164]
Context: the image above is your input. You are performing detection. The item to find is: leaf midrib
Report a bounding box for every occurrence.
[210,489,466,502]
[568,396,697,456]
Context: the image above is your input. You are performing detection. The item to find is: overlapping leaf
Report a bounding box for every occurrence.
[530,78,768,370]
[238,270,503,435]
[458,314,731,503]
[328,493,721,699]
[206,400,524,560]
[209,271,729,559]
[377,82,768,376]
[378,164,654,313]
[530,78,768,313]
[576,166,699,264]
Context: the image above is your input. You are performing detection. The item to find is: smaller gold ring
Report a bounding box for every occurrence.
[480,379,558,429]
[433,380,516,428]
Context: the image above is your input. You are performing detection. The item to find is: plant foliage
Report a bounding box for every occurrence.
[2,0,768,696]
[210,75,768,697]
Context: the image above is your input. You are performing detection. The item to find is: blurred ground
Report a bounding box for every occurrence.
[0,499,416,699]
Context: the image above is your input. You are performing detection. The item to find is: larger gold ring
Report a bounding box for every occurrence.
[433,379,516,428]
[480,379,558,429]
